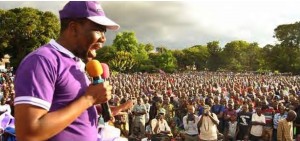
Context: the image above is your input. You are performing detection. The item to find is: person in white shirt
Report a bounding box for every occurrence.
[183,105,200,141]
[250,106,266,140]
[150,108,172,141]
[198,105,219,141]
[143,97,151,124]
[0,104,11,115]
[131,97,147,138]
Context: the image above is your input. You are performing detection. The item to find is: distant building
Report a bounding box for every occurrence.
[0,54,10,72]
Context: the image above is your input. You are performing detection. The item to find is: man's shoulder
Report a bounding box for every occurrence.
[24,44,60,62]
[278,119,285,125]
[151,118,158,123]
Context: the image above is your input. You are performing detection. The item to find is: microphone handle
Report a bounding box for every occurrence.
[101,102,112,122]
[92,77,112,122]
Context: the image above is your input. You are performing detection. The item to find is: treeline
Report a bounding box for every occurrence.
[1,8,300,74]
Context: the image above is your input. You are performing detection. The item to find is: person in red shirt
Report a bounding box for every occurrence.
[261,100,275,141]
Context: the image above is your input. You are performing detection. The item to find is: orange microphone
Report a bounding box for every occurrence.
[86,60,112,122]
[86,60,104,84]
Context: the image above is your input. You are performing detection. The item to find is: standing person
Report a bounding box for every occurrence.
[261,100,275,141]
[277,110,297,141]
[236,104,252,141]
[14,1,133,141]
[211,96,225,133]
[143,97,151,125]
[131,97,147,139]
[224,114,238,141]
[183,105,199,141]
[294,98,300,136]
[273,105,287,141]
[162,97,175,123]
[250,106,266,140]
[198,105,219,141]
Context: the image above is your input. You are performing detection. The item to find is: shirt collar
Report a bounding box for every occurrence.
[49,40,86,72]
[49,39,75,59]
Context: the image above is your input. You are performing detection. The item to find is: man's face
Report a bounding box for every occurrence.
[279,106,285,114]
[157,113,164,120]
[228,103,233,110]
[256,107,262,114]
[214,98,219,104]
[137,98,142,105]
[73,20,106,62]
[187,106,195,114]
[164,98,169,104]
[242,105,248,112]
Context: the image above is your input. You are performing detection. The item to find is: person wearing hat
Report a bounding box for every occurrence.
[150,108,172,141]
[14,1,133,141]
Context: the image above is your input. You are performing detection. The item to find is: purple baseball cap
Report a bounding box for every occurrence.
[59,1,120,30]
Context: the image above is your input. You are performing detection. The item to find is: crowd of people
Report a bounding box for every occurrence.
[4,1,299,141]
[2,69,300,141]
[0,71,16,140]
[104,72,300,141]
[0,71,14,116]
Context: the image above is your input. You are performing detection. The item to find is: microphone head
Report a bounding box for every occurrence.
[101,63,110,79]
[86,60,103,77]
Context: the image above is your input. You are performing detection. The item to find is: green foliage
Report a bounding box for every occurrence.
[108,51,135,73]
[172,50,186,70]
[0,7,60,68]
[272,22,300,73]
[150,50,177,73]
[207,41,222,71]
[144,43,154,52]
[3,6,300,74]
[181,45,209,70]
[138,64,157,73]
[113,31,139,53]
[95,45,117,63]
[274,22,300,48]
[222,40,262,71]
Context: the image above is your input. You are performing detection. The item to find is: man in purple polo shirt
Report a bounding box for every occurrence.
[14,1,131,141]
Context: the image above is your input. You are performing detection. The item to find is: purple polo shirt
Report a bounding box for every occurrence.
[14,40,98,141]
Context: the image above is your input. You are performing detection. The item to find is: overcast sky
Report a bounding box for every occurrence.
[0,1,299,49]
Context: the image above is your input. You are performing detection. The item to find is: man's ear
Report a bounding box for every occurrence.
[68,21,78,36]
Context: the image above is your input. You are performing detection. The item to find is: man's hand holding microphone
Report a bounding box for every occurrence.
[85,60,112,106]
[85,60,134,123]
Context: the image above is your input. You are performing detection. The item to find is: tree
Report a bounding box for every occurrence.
[112,31,151,72]
[109,51,135,72]
[172,50,186,70]
[95,45,117,63]
[273,22,300,73]
[274,22,300,48]
[182,45,209,70]
[156,46,168,53]
[0,8,60,68]
[132,43,150,71]
[222,40,249,71]
[207,41,222,71]
[144,43,154,53]
[150,50,177,73]
[243,42,262,71]
[113,31,139,54]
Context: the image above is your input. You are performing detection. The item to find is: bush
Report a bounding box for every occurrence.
[137,64,157,73]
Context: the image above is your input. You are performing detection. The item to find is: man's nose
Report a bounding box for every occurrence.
[99,32,106,43]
